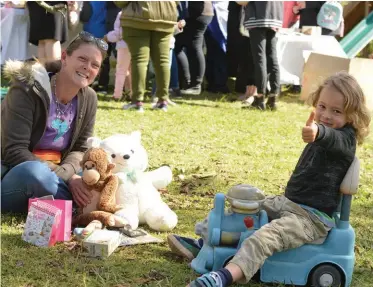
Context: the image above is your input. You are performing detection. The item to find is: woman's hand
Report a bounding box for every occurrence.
[68,174,92,207]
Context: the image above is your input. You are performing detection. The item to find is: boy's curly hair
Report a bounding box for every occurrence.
[308,71,371,144]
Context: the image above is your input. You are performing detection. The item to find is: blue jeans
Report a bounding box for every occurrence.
[1,161,72,213]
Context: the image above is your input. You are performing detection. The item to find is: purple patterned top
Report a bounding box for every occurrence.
[34,92,78,151]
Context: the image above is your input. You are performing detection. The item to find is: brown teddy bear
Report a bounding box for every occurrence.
[72,148,126,235]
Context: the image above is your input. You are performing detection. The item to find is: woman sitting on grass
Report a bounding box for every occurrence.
[1,31,107,213]
[168,72,371,287]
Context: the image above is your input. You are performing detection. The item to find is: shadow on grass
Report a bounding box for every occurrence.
[96,94,114,102]
[181,91,236,102]
[173,100,222,108]
[0,233,32,250]
[178,90,306,109]
[1,212,26,225]
[172,93,241,110]
[96,105,124,111]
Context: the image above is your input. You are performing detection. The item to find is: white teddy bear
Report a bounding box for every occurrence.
[87,131,178,231]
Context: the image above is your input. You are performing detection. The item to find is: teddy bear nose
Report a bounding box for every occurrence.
[123,154,130,160]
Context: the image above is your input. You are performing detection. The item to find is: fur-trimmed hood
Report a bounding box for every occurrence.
[3,60,61,99]
[1,60,98,183]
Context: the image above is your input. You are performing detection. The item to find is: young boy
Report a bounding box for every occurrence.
[168,72,371,287]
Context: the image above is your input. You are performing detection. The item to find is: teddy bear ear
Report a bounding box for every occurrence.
[130,131,141,143]
[87,137,101,148]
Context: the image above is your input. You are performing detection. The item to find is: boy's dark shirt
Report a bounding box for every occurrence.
[285,124,356,216]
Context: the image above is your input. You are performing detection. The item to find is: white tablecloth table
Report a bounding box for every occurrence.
[277,32,347,85]
[0,7,32,64]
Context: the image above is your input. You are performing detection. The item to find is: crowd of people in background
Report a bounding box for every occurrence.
[1,1,347,112]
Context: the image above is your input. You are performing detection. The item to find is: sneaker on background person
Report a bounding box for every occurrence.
[152,100,168,112]
[122,101,144,113]
[181,84,202,96]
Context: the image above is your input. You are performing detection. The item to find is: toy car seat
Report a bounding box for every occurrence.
[337,156,360,226]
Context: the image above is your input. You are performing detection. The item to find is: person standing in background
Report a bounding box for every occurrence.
[93,1,121,95]
[283,1,300,28]
[226,2,241,79]
[81,1,109,94]
[283,1,301,94]
[293,1,332,35]
[241,1,283,111]
[225,2,256,103]
[115,1,178,113]
[27,1,69,64]
[82,1,107,44]
[1,1,30,65]
[150,20,185,103]
[175,1,214,96]
[204,1,229,94]
[104,11,132,101]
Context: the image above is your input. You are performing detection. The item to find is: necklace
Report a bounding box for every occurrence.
[51,74,73,142]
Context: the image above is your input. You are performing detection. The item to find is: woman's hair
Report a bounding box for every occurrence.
[44,36,107,76]
[308,71,371,144]
[65,37,107,59]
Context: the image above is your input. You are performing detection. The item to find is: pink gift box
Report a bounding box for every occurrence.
[22,201,62,247]
[28,198,72,242]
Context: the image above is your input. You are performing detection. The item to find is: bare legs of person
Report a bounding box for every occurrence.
[240,85,257,106]
[38,39,61,64]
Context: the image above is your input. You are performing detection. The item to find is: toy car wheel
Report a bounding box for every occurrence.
[310,264,342,287]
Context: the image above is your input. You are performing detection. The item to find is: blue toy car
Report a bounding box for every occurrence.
[191,157,360,287]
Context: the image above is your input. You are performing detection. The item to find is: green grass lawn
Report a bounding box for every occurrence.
[1,91,373,287]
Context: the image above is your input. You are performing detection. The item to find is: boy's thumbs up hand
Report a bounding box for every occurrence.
[302,111,318,143]
[305,110,315,126]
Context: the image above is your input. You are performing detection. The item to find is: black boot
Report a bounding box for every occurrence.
[266,96,277,111]
[251,96,265,110]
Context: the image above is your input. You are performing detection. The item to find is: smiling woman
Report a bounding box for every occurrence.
[1,31,107,213]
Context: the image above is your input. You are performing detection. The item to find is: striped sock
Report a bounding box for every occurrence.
[192,268,233,287]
